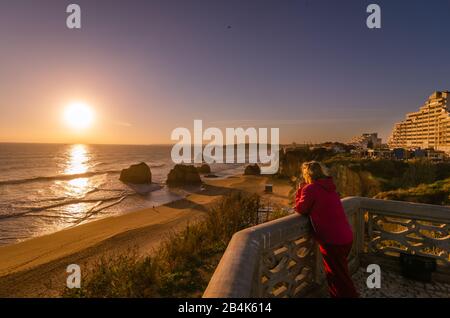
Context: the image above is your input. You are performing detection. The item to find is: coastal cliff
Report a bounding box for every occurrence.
[278,148,450,201]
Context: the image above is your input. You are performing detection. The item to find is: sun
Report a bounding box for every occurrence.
[63,102,95,130]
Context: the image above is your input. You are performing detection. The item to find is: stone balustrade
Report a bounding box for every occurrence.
[203,197,450,298]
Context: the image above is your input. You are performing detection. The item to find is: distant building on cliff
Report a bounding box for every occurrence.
[348,133,382,149]
[388,91,450,153]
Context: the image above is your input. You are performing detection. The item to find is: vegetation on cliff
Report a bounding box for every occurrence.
[325,158,450,190]
[375,178,450,205]
[279,148,450,205]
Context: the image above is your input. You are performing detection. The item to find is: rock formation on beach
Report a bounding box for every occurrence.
[196,163,211,174]
[119,162,152,184]
[167,164,202,186]
[244,164,261,175]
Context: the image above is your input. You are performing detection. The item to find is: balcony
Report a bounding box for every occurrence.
[203,197,450,298]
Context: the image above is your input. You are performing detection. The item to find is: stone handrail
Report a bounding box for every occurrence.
[359,197,450,265]
[203,197,450,298]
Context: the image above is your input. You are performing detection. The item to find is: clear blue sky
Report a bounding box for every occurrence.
[1,0,449,144]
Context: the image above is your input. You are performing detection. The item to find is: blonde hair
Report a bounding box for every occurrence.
[301,161,328,184]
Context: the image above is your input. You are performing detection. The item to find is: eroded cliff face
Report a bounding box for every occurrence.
[281,161,382,199]
[328,165,381,198]
[278,149,382,198]
[280,149,450,204]
[278,147,335,178]
[279,151,302,177]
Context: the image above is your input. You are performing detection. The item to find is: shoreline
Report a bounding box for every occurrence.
[0,174,291,297]
[0,163,245,246]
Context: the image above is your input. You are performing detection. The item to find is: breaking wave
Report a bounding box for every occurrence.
[0,162,166,186]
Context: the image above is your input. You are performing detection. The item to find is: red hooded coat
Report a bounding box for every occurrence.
[294,177,353,245]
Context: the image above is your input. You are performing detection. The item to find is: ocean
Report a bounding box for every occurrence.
[0,143,244,246]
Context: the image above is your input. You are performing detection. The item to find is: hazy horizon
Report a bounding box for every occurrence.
[1,0,450,145]
[0,141,315,147]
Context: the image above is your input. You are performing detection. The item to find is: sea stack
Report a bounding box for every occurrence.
[167,164,201,187]
[119,162,152,184]
[244,164,261,175]
[196,163,211,174]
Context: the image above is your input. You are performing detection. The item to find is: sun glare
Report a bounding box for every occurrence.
[64,102,94,130]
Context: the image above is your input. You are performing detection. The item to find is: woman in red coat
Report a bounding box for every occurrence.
[294,161,359,298]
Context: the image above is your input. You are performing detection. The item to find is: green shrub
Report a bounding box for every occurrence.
[399,159,437,188]
[375,178,450,205]
[64,249,160,298]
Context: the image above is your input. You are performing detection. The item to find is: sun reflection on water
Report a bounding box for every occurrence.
[68,177,89,195]
[65,144,90,196]
[65,144,88,175]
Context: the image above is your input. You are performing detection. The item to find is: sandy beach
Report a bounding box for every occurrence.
[0,175,291,297]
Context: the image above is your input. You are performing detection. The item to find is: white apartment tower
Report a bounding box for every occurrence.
[388,91,450,153]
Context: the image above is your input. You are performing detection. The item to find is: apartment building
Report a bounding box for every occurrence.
[388,91,450,153]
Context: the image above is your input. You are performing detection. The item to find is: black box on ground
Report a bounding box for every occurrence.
[399,252,437,283]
